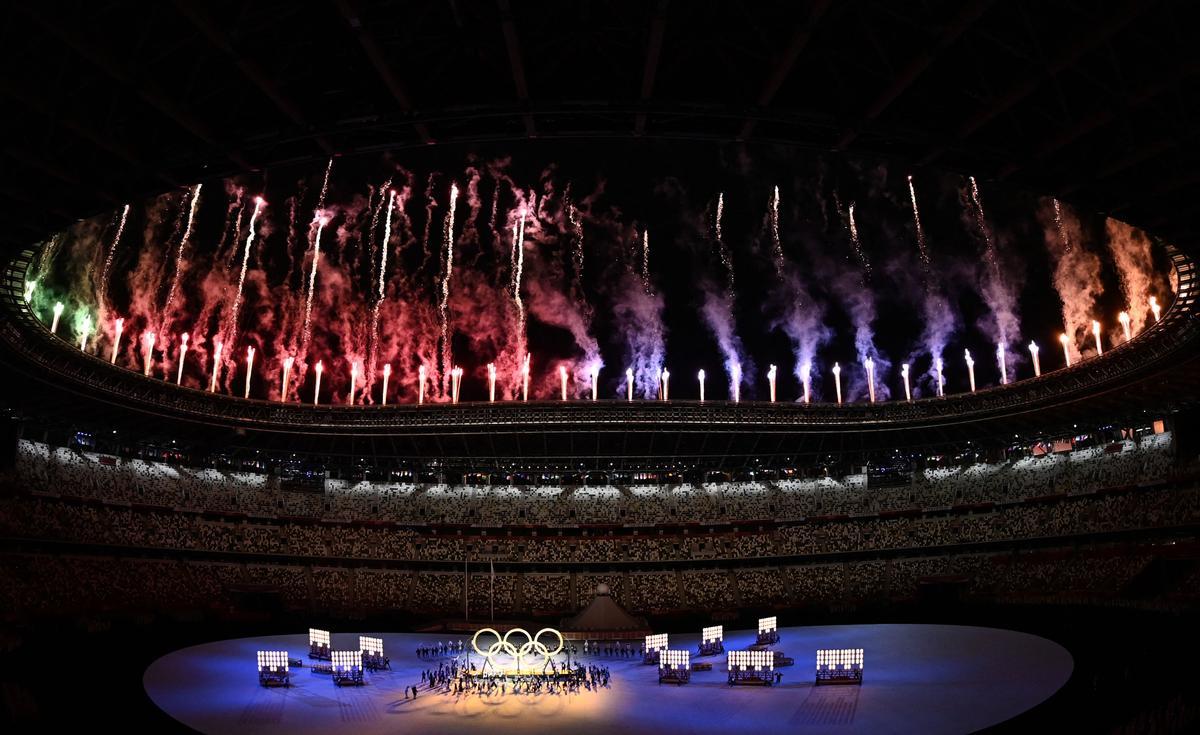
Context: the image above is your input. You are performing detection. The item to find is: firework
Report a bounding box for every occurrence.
[23,280,36,303]
[698,369,706,402]
[161,184,202,332]
[660,368,670,401]
[801,362,811,404]
[209,340,223,392]
[1060,334,1073,367]
[731,363,741,403]
[640,230,650,291]
[281,356,294,402]
[381,363,391,405]
[349,360,360,405]
[244,346,256,399]
[590,366,599,402]
[98,204,130,301]
[521,354,531,402]
[1118,311,1131,342]
[301,212,329,351]
[559,364,569,401]
[935,358,945,397]
[908,176,930,272]
[418,365,426,405]
[176,333,189,385]
[142,331,156,376]
[488,363,497,402]
[901,363,911,401]
[317,157,334,207]
[450,366,463,404]
[626,368,634,401]
[370,189,397,380]
[228,196,265,341]
[78,313,91,352]
[111,318,124,364]
[996,342,1008,385]
[847,203,870,277]
[1029,341,1041,377]
[965,349,976,393]
[715,192,724,242]
[439,183,460,382]
[864,358,876,403]
[1149,296,1161,323]
[1092,320,1103,356]
[832,363,842,405]
[50,302,64,335]
[313,360,323,405]
[512,209,528,356]
[768,364,778,403]
[768,186,783,272]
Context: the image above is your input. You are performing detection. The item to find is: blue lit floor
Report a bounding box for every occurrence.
[144,623,1071,734]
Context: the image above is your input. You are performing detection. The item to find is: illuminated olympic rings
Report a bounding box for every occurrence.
[471,627,564,670]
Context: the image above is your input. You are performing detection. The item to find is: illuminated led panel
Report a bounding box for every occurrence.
[659,649,690,670]
[332,650,362,672]
[360,636,383,657]
[702,625,723,643]
[645,633,669,652]
[728,649,774,671]
[758,616,777,634]
[816,648,864,670]
[257,650,289,672]
[309,628,330,647]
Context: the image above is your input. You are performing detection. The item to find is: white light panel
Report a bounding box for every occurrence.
[728,649,774,671]
[702,625,723,643]
[645,633,669,652]
[816,648,864,670]
[360,636,383,656]
[758,616,777,634]
[332,650,362,672]
[257,650,289,672]
[309,628,330,647]
[659,649,690,670]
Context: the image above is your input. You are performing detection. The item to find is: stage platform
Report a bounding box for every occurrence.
[144,623,1071,734]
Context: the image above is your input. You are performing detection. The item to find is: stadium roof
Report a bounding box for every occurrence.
[3,1,1200,470]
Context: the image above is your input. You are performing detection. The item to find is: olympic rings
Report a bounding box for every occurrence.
[471,627,564,670]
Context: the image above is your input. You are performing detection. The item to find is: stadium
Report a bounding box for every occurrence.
[1,2,1199,733]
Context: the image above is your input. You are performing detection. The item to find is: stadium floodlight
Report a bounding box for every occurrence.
[727,649,774,672]
[331,649,364,686]
[728,649,775,684]
[699,625,725,655]
[658,649,691,684]
[257,650,290,687]
[815,648,864,685]
[643,632,669,665]
[756,616,780,645]
[332,650,362,671]
[360,636,383,657]
[257,650,289,672]
[359,635,390,671]
[309,628,331,660]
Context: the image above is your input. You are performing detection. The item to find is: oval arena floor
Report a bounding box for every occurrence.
[144,623,1072,734]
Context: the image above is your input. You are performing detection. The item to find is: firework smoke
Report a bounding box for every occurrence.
[1106,217,1160,333]
[1039,199,1102,361]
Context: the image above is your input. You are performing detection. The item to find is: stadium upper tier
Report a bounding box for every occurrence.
[1,433,1196,618]
[1,243,1197,468]
[8,433,1176,528]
